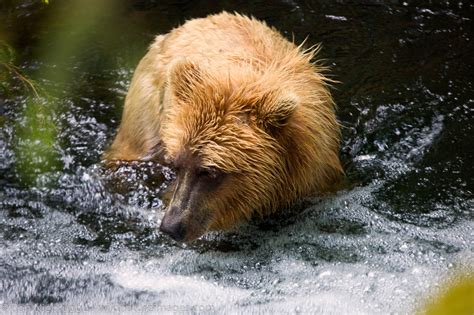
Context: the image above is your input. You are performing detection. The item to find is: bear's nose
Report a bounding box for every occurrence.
[159,219,186,242]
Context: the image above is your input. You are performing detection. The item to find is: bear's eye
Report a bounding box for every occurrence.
[196,168,220,179]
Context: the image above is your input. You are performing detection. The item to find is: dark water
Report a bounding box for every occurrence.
[1,1,473,313]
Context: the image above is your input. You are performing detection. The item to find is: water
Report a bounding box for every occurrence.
[1,1,473,314]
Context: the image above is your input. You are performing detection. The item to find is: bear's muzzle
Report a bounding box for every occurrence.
[159,165,220,242]
[159,209,186,242]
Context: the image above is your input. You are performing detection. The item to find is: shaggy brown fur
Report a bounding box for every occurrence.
[104,12,343,242]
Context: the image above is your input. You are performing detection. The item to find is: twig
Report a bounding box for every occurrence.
[1,62,40,98]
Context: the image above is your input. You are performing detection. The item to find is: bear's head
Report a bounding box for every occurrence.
[158,58,340,242]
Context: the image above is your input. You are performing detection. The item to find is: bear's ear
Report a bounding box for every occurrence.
[168,58,202,102]
[253,92,298,131]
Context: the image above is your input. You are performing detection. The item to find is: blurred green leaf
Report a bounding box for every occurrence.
[14,96,61,186]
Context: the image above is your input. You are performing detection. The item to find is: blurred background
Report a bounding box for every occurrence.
[0,0,472,313]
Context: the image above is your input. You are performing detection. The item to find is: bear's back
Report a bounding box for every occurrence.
[156,12,296,68]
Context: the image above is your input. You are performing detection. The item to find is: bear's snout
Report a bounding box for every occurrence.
[159,165,217,242]
[160,200,210,242]
[159,214,186,242]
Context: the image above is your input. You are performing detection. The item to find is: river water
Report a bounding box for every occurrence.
[0,1,472,314]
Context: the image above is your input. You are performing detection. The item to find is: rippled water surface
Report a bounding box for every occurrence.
[0,1,473,314]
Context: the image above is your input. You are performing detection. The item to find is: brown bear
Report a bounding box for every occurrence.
[103,12,343,242]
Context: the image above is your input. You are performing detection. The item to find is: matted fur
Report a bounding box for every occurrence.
[104,12,343,235]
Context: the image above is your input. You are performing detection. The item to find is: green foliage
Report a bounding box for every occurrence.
[14,96,61,186]
[0,40,58,186]
[6,0,122,187]
[1,40,41,97]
